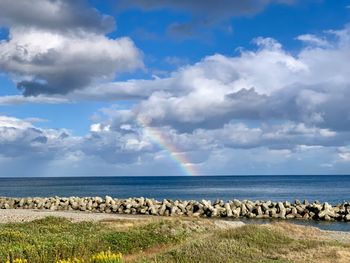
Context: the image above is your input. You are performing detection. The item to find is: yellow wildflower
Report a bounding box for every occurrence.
[6,259,28,263]
[56,258,84,263]
[90,250,123,263]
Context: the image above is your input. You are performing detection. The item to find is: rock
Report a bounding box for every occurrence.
[296,205,305,214]
[240,204,247,216]
[324,215,331,221]
[150,206,158,215]
[233,207,241,218]
[261,203,269,212]
[0,196,349,221]
[277,202,286,218]
[232,199,241,207]
[246,203,254,212]
[224,203,233,217]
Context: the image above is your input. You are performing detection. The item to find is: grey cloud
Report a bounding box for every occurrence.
[119,0,294,21]
[0,117,72,158]
[0,29,143,95]
[119,0,295,38]
[167,22,195,39]
[82,134,144,164]
[0,0,115,33]
[0,1,142,96]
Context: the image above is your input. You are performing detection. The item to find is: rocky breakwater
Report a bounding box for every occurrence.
[0,197,350,222]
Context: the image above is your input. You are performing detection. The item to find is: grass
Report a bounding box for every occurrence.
[0,217,188,263]
[135,224,350,263]
[0,217,349,263]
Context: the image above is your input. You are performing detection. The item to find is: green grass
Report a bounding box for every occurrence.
[0,217,188,263]
[103,221,187,254]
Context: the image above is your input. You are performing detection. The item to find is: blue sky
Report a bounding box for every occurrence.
[0,0,350,176]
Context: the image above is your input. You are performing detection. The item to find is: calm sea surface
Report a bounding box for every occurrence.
[0,175,349,231]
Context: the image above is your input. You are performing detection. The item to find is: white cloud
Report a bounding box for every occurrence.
[296,34,331,47]
[0,27,143,95]
[0,95,70,105]
[2,22,350,175]
[77,26,350,135]
[0,0,143,96]
[338,147,350,162]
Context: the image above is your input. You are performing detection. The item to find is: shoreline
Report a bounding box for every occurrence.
[1,196,350,222]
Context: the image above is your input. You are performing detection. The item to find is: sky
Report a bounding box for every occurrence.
[0,0,350,176]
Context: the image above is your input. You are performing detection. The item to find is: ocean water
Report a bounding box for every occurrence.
[0,175,349,203]
[0,175,350,204]
[1,175,349,231]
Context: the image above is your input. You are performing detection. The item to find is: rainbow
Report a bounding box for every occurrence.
[137,116,198,176]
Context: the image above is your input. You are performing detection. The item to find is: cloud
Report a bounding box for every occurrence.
[0,115,76,158]
[83,26,350,135]
[296,34,331,47]
[0,95,70,105]
[55,24,350,174]
[2,24,350,175]
[3,25,350,133]
[337,147,350,162]
[167,22,196,39]
[0,112,348,176]
[120,0,294,22]
[0,0,115,33]
[119,0,295,38]
[0,1,143,96]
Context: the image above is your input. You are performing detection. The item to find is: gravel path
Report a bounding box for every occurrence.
[0,209,148,223]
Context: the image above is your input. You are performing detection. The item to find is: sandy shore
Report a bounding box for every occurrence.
[0,209,149,223]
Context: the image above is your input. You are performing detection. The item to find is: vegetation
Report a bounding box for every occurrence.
[0,216,349,263]
[0,217,188,263]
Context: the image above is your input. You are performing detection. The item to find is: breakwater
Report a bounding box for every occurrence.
[1,196,350,221]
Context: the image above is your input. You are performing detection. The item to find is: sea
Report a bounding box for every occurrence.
[0,175,349,231]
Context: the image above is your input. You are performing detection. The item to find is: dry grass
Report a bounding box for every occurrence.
[132,221,350,263]
[266,222,323,240]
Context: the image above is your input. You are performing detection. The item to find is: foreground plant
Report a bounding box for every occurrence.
[6,259,27,263]
[56,258,84,263]
[90,250,123,263]
[56,251,122,263]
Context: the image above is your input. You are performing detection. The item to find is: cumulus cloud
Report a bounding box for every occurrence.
[84,26,350,136]
[0,0,115,33]
[58,24,350,174]
[0,115,151,166]
[2,23,350,175]
[0,0,143,96]
[0,116,76,158]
